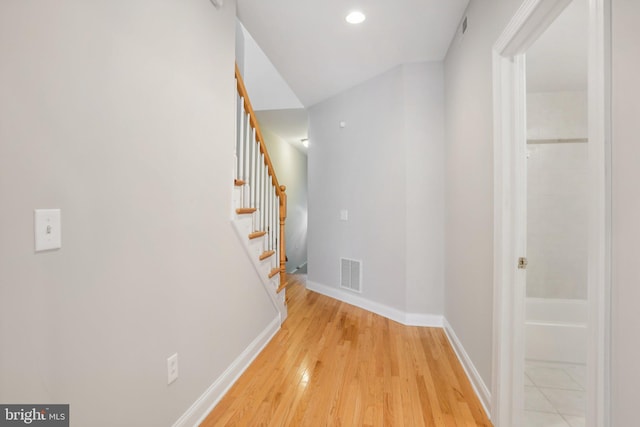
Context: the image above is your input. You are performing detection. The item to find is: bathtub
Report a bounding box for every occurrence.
[525,298,588,364]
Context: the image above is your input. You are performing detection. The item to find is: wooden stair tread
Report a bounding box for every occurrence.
[277,273,304,293]
[236,207,256,214]
[234,179,246,186]
[248,230,267,239]
[268,268,280,279]
[259,250,275,261]
[276,279,291,293]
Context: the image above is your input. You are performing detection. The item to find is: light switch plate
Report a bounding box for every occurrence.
[34,209,61,252]
[340,209,349,221]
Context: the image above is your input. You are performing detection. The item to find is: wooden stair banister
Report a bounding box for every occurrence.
[234,63,288,292]
[235,64,283,194]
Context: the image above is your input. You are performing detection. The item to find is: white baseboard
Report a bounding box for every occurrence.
[405,312,444,327]
[306,280,443,327]
[442,318,492,418]
[172,315,281,427]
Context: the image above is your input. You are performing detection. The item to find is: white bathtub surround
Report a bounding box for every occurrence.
[527,92,588,141]
[527,141,589,300]
[526,89,589,302]
[524,360,586,427]
[525,298,587,364]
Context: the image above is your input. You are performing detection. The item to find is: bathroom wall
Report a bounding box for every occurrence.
[526,91,588,299]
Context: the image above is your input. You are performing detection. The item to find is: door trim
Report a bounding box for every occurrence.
[491,0,611,426]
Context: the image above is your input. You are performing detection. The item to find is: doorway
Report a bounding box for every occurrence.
[491,0,611,426]
[524,3,589,424]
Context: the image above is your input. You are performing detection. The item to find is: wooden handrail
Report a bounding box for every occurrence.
[235,64,288,289]
[235,64,284,198]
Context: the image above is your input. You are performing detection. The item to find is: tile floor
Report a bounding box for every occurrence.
[524,360,586,427]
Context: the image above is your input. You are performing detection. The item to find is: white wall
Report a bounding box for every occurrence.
[235,21,245,77]
[403,63,446,315]
[444,0,524,392]
[0,1,278,426]
[238,23,303,112]
[308,66,405,310]
[611,1,640,425]
[262,130,308,272]
[308,63,444,317]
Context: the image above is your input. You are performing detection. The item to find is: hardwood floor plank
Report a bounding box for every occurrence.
[200,280,493,426]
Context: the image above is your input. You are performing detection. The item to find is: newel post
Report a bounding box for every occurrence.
[279,185,287,282]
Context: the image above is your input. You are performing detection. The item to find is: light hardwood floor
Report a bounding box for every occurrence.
[201,276,492,426]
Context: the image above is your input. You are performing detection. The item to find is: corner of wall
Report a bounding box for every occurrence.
[442,318,492,420]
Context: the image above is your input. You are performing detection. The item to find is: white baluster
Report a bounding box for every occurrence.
[267,177,272,251]
[258,155,262,232]
[258,157,262,232]
[262,159,267,236]
[276,192,280,269]
[272,186,277,253]
[250,129,257,230]
[263,156,268,235]
[237,96,244,182]
[235,93,239,178]
[243,114,251,207]
[250,130,256,206]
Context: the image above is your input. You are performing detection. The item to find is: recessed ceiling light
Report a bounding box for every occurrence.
[345,11,366,24]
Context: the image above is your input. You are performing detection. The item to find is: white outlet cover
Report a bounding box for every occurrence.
[340,209,349,221]
[34,209,61,252]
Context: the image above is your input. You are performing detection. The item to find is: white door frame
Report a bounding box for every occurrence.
[491,0,611,426]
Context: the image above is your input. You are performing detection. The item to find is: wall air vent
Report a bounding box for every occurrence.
[340,258,362,293]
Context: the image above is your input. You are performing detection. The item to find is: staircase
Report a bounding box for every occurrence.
[232,64,289,322]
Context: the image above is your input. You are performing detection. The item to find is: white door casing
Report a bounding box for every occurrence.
[491,0,611,426]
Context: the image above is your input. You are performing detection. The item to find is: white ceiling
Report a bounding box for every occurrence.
[237,0,469,107]
[239,0,586,155]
